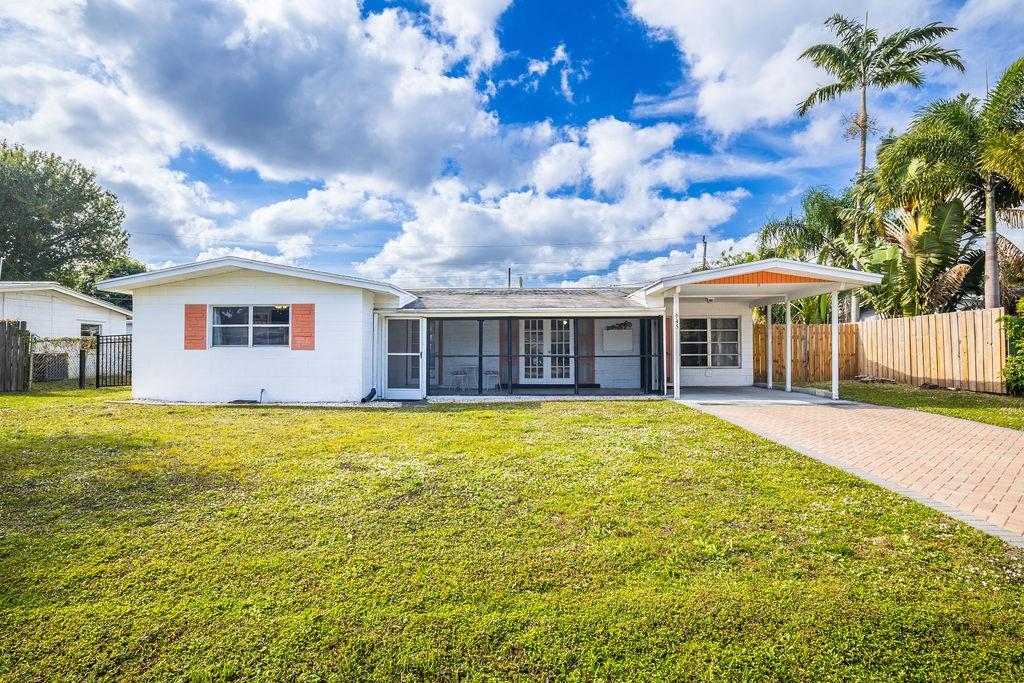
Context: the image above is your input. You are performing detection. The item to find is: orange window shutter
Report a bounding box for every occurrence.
[291,304,315,350]
[184,305,207,350]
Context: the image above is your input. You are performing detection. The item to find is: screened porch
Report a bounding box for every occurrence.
[415,317,664,396]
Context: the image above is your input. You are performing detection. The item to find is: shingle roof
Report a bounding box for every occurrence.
[402,287,642,311]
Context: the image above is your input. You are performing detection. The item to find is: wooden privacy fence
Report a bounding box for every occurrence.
[753,308,1008,394]
[0,320,30,392]
[753,322,858,386]
[858,309,1006,394]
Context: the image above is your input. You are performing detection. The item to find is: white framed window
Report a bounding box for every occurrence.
[211,305,290,347]
[80,323,102,338]
[680,317,740,368]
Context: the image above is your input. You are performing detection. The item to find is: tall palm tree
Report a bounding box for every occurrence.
[875,57,1024,309]
[797,13,965,320]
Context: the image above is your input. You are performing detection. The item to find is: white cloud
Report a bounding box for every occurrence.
[0,0,517,265]
[354,117,750,287]
[501,42,586,103]
[7,0,1004,289]
[195,246,298,265]
[424,0,513,70]
[628,0,946,135]
[566,233,762,287]
[531,140,588,193]
[0,59,234,260]
[584,118,683,195]
[355,187,747,286]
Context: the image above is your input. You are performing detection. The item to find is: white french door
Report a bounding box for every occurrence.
[519,318,574,384]
[384,318,426,399]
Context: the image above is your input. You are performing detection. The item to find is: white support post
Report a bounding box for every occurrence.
[672,288,681,399]
[831,290,839,400]
[766,303,773,390]
[785,297,792,392]
[662,314,669,396]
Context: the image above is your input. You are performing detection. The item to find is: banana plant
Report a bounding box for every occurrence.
[858,198,975,316]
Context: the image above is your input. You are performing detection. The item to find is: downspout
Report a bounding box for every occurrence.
[672,287,681,399]
[370,311,380,401]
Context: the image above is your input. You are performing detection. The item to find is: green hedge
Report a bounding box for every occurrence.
[1001,300,1024,395]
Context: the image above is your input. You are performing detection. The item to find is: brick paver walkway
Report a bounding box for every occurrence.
[680,388,1024,547]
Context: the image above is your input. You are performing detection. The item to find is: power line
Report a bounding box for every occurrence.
[125,229,712,251]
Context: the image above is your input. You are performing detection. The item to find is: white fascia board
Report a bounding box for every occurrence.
[98,256,417,306]
[635,258,882,298]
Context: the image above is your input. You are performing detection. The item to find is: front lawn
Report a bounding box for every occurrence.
[2,389,1024,680]
[824,380,1024,431]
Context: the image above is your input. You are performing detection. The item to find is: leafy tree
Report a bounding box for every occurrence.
[71,256,147,310]
[875,57,1024,310]
[797,13,965,320]
[0,141,129,286]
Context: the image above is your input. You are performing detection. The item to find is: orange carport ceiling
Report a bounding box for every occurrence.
[629,258,882,306]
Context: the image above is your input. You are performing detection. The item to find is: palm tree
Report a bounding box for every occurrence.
[758,187,864,323]
[875,57,1024,310]
[758,187,856,266]
[797,13,965,320]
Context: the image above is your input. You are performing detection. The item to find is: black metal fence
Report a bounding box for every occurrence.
[94,334,132,388]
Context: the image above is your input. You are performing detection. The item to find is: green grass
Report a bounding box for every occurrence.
[2,389,1024,681]
[818,381,1024,431]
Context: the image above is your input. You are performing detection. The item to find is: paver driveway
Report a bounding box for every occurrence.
[680,387,1024,547]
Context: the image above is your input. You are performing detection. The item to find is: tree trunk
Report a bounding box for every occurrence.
[850,84,867,323]
[984,175,1001,309]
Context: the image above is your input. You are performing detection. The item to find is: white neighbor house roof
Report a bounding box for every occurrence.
[98,256,417,307]
[0,281,133,317]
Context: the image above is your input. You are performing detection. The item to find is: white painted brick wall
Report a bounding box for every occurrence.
[594,318,640,389]
[664,300,754,387]
[131,270,374,403]
[0,291,129,337]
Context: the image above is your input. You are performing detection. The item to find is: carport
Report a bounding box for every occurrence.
[629,259,882,400]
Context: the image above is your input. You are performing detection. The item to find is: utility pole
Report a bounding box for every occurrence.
[701,236,707,270]
[507,267,511,288]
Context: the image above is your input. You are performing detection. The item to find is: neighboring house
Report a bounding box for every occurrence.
[0,282,132,338]
[99,256,879,403]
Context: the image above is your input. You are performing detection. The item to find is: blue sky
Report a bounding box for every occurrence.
[2,0,1022,286]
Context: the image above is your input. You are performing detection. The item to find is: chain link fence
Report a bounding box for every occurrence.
[29,336,97,389]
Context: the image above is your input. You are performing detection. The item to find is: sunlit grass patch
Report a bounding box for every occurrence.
[819,380,1024,430]
[1,388,1023,680]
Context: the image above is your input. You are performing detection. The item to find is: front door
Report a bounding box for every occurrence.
[384,318,426,399]
[519,319,574,384]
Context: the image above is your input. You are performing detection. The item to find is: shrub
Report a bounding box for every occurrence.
[1004,356,1024,396]
[1000,303,1024,395]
